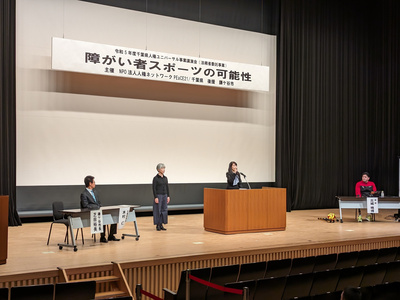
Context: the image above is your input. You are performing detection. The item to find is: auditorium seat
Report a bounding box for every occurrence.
[10,284,54,300]
[376,247,398,263]
[206,264,240,300]
[355,249,379,266]
[359,263,387,287]
[312,290,342,300]
[335,266,364,291]
[54,281,96,300]
[313,253,337,272]
[309,269,340,296]
[290,256,315,275]
[371,281,400,300]
[237,261,266,281]
[253,276,286,300]
[163,267,211,300]
[264,258,292,278]
[0,288,8,300]
[382,260,400,283]
[224,280,256,300]
[282,273,314,300]
[335,251,358,269]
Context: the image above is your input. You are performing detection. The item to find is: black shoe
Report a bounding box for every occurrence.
[160,225,167,231]
[100,237,108,243]
[156,225,161,231]
[108,235,120,241]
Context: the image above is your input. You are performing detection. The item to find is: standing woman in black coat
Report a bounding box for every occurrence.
[152,163,170,231]
[226,161,242,189]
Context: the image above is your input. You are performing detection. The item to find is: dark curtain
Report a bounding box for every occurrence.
[277,0,400,210]
[0,0,21,226]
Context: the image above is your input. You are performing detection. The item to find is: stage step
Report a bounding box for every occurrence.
[58,262,132,299]
[95,290,126,299]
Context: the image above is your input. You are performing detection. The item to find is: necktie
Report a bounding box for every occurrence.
[90,190,97,203]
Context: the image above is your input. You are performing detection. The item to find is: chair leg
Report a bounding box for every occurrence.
[64,225,69,243]
[47,223,54,245]
[77,228,84,245]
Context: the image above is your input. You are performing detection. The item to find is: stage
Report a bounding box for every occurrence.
[1,208,400,297]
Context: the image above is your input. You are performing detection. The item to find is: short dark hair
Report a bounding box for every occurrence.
[84,175,95,187]
[342,287,362,300]
[362,172,370,178]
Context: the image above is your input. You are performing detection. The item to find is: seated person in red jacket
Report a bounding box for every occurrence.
[355,172,377,222]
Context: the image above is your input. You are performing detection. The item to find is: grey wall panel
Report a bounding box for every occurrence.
[17,182,273,216]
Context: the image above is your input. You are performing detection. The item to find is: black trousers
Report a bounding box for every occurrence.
[100,224,117,238]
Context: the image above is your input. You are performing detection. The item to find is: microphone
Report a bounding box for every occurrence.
[240,172,246,177]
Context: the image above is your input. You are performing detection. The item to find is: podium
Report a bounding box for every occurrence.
[204,188,286,234]
[0,196,8,264]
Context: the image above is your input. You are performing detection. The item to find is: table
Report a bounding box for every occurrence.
[336,196,400,222]
[204,188,286,234]
[58,205,140,251]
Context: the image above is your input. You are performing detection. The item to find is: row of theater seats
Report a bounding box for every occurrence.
[0,281,132,300]
[163,246,400,300]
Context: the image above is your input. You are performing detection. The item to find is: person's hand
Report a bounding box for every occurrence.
[167,197,170,204]
[155,198,159,204]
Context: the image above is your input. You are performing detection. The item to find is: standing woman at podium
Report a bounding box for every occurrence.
[226,161,242,189]
[152,163,170,231]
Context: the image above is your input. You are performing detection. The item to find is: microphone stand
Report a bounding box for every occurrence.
[241,174,251,189]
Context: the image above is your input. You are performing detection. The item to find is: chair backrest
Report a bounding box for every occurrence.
[0,288,8,300]
[312,290,343,300]
[371,281,400,300]
[360,263,387,287]
[355,249,379,267]
[224,280,256,300]
[52,201,65,221]
[282,272,314,300]
[237,261,266,281]
[10,284,54,300]
[314,253,338,272]
[290,256,316,275]
[335,251,359,269]
[206,264,240,300]
[265,258,292,278]
[176,267,211,300]
[310,269,340,296]
[253,276,286,300]
[376,247,398,264]
[55,281,96,300]
[335,266,364,291]
[382,260,400,283]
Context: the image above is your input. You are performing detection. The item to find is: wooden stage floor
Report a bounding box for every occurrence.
[2,208,400,277]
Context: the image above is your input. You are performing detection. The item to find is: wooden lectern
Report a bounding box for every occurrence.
[204,188,286,234]
[0,195,8,264]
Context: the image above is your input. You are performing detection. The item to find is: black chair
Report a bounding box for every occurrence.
[253,276,286,300]
[376,247,398,264]
[312,290,343,300]
[206,264,240,300]
[313,254,337,272]
[164,267,211,300]
[264,258,292,278]
[371,281,400,300]
[237,261,266,281]
[224,280,256,300]
[282,273,314,300]
[310,269,340,296]
[47,201,69,245]
[335,266,364,291]
[382,260,400,283]
[54,281,96,300]
[290,256,316,275]
[355,249,379,267]
[335,251,358,269]
[359,263,387,287]
[0,288,8,300]
[10,284,54,300]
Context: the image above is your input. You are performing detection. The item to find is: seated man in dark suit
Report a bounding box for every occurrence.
[80,175,119,243]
